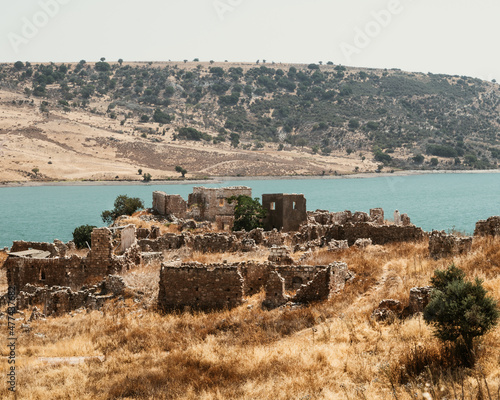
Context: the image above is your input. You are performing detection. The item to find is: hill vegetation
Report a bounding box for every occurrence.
[1,59,500,178]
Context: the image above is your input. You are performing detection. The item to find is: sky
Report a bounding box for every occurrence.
[0,0,499,80]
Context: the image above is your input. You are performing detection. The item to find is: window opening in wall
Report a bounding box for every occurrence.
[270,202,276,210]
[219,198,224,207]
[293,201,297,209]
[39,269,46,281]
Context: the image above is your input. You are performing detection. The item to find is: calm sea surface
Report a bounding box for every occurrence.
[1,173,499,248]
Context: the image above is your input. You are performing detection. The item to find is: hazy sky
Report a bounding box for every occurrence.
[1,0,498,80]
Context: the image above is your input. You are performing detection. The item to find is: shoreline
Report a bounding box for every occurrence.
[1,169,499,188]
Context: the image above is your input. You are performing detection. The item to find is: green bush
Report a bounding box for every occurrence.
[177,127,211,141]
[227,195,266,231]
[101,195,145,224]
[424,264,499,366]
[72,224,96,249]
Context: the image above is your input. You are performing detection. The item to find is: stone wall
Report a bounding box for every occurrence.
[264,262,353,308]
[153,191,187,218]
[15,275,126,315]
[238,262,270,296]
[474,216,500,237]
[190,233,236,253]
[262,271,288,309]
[158,262,244,311]
[6,228,138,293]
[428,231,473,259]
[10,240,66,257]
[138,233,186,252]
[187,186,251,221]
[262,193,307,232]
[216,215,235,231]
[324,222,425,246]
[120,225,136,253]
[6,256,88,292]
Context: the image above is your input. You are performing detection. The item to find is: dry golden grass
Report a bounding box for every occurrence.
[2,237,500,399]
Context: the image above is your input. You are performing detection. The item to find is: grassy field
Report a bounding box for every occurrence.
[1,236,500,399]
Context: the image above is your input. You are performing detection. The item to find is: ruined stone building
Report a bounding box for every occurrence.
[152,186,252,227]
[157,261,354,312]
[6,228,139,293]
[262,193,307,232]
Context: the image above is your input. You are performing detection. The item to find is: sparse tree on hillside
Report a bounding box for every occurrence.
[32,167,39,176]
[118,58,123,66]
[143,173,152,182]
[138,169,143,175]
[175,166,187,178]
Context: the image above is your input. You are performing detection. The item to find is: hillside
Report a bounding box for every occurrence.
[1,60,499,182]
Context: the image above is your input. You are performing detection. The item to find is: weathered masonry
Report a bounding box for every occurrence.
[6,228,139,293]
[152,192,187,218]
[474,216,500,236]
[157,261,354,312]
[152,186,252,221]
[158,263,244,311]
[262,193,307,232]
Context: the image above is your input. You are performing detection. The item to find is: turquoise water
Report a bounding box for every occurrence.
[0,173,499,248]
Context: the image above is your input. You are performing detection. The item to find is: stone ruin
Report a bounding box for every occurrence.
[294,210,425,248]
[5,228,141,294]
[262,193,308,232]
[428,230,473,259]
[267,245,294,265]
[157,260,354,312]
[153,186,252,222]
[263,262,353,309]
[158,263,244,312]
[14,275,126,316]
[371,286,433,322]
[474,216,500,237]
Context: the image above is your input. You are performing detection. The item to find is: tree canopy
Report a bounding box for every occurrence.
[227,195,266,231]
[424,264,499,365]
[101,195,145,224]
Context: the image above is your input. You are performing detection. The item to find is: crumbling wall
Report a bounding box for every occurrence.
[262,193,307,232]
[274,265,325,291]
[409,286,433,314]
[324,222,425,246]
[10,241,66,257]
[428,231,472,259]
[158,262,244,311]
[138,233,185,252]
[268,245,294,265]
[120,225,136,253]
[238,262,270,296]
[6,256,87,291]
[190,233,236,253]
[6,228,137,293]
[16,275,126,315]
[187,186,251,221]
[369,208,384,224]
[262,271,288,309]
[313,208,389,226]
[474,216,500,236]
[216,215,235,231]
[153,191,187,218]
